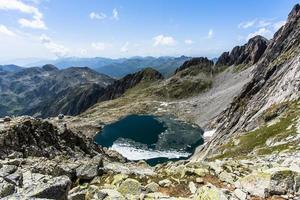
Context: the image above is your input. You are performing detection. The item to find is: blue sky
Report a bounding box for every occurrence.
[0,0,298,62]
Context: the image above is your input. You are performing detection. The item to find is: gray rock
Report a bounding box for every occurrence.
[5,171,23,186]
[233,189,247,200]
[97,189,125,200]
[117,178,142,196]
[0,177,15,198]
[3,116,11,122]
[158,179,172,187]
[0,165,17,177]
[189,181,197,194]
[236,171,271,198]
[145,182,159,193]
[219,171,235,184]
[269,170,296,195]
[196,177,204,184]
[194,184,228,200]
[68,185,87,200]
[21,172,71,200]
[76,156,103,180]
[144,192,170,199]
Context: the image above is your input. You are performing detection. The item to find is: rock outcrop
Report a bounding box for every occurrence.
[195,4,300,160]
[99,68,164,101]
[174,57,214,75]
[216,35,269,67]
[0,117,101,159]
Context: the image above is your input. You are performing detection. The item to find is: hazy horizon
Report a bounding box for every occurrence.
[0,0,298,64]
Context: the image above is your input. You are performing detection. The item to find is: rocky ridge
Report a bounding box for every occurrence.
[0,4,299,200]
[216,35,269,69]
[194,4,300,161]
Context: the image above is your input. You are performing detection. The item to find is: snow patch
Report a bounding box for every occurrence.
[203,129,216,138]
[110,142,190,161]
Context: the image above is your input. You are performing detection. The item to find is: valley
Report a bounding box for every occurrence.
[0,2,299,200]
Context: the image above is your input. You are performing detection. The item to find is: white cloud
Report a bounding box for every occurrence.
[247,28,272,40]
[18,15,46,29]
[0,25,16,36]
[207,29,213,38]
[91,42,112,51]
[89,12,106,20]
[40,34,69,57]
[238,20,256,29]
[112,8,119,20]
[0,0,46,29]
[257,20,272,28]
[184,39,194,44]
[153,35,176,46]
[120,42,129,52]
[273,20,286,30]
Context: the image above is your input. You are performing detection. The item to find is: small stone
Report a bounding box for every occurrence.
[193,168,209,177]
[189,181,197,194]
[194,184,228,200]
[158,179,172,187]
[97,189,125,199]
[3,116,11,122]
[145,182,159,193]
[144,192,169,199]
[68,186,87,200]
[111,174,128,186]
[196,177,204,184]
[234,189,247,200]
[219,171,235,184]
[58,114,64,120]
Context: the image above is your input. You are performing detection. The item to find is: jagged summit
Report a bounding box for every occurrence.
[175,57,214,74]
[288,3,300,20]
[195,3,300,161]
[216,35,269,67]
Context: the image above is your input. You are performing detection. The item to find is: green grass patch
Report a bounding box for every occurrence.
[212,101,299,160]
[233,63,248,73]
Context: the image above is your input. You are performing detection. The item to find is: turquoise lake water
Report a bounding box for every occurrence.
[94,115,204,165]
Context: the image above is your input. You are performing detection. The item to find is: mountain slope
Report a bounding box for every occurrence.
[193,4,300,161]
[0,65,24,73]
[0,65,114,117]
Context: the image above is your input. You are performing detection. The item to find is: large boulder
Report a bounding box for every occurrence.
[145,182,159,193]
[0,177,15,198]
[21,172,71,200]
[0,165,17,177]
[117,178,142,196]
[236,168,299,198]
[194,184,228,200]
[76,156,103,180]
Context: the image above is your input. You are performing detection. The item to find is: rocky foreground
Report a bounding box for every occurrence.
[0,117,299,200]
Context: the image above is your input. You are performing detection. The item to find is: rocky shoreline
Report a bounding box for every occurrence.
[0,116,299,199]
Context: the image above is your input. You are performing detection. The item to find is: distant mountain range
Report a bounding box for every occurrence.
[0,65,24,73]
[0,64,114,117]
[24,56,191,78]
